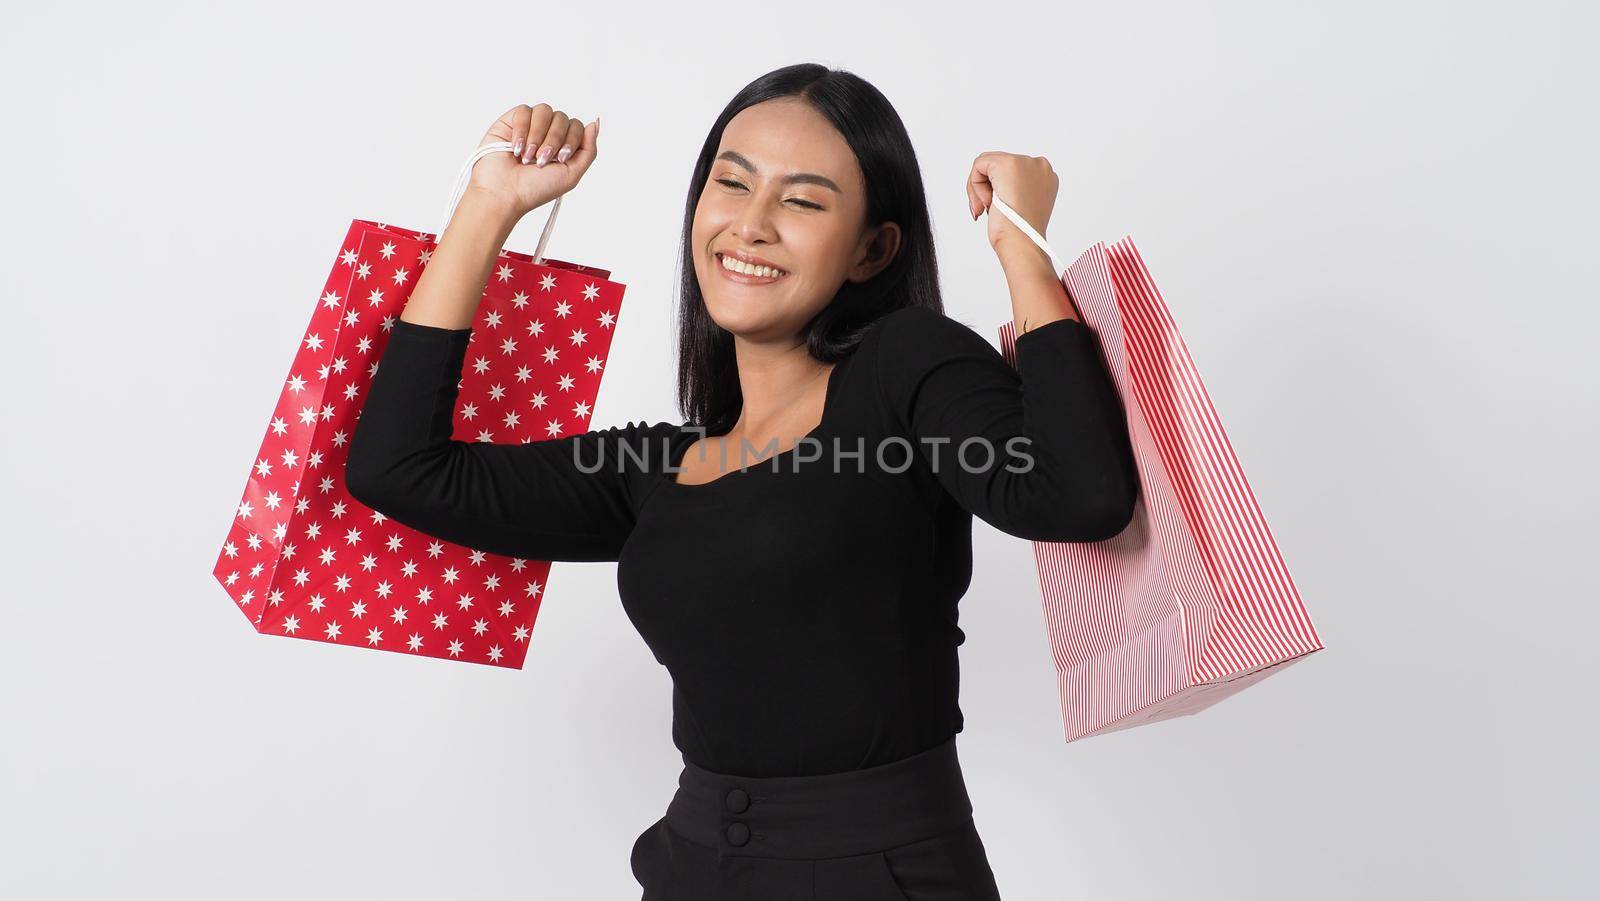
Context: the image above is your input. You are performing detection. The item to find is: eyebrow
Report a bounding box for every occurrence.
[715,150,842,194]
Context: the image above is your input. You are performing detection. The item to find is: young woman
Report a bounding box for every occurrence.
[346,63,1139,900]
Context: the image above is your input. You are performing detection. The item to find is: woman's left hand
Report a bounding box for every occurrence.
[966,151,1059,255]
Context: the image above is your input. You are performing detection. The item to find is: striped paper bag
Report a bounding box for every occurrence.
[988,196,1324,741]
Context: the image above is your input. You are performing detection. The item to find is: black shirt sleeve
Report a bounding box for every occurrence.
[344,317,671,563]
[872,306,1139,543]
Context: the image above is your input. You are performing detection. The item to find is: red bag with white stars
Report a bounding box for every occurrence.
[213,142,625,667]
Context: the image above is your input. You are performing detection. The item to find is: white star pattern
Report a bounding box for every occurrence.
[213,219,626,668]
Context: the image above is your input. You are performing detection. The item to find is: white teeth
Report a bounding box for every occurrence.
[720,254,785,279]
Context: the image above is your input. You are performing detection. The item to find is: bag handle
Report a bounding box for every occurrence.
[987,194,1066,277]
[435,140,561,265]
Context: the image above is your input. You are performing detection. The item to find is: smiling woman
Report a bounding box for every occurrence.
[670,92,916,489]
[345,62,1138,901]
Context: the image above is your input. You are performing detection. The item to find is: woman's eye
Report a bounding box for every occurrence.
[714,178,823,211]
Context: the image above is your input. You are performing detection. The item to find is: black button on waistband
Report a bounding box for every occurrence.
[725,788,750,813]
[725,821,750,846]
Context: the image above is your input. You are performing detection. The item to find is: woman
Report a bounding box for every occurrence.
[346,63,1139,900]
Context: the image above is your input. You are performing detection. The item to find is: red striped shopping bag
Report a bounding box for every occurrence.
[989,195,1324,741]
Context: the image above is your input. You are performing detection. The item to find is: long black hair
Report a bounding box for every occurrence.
[675,63,945,429]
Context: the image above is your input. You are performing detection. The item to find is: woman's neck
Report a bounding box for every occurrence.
[726,341,834,439]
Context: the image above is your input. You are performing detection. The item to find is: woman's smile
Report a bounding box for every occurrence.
[715,251,791,286]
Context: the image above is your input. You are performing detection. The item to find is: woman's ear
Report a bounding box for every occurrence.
[849,222,901,282]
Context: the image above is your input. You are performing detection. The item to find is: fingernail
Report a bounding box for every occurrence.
[535,145,551,166]
[512,139,523,157]
[556,145,572,163]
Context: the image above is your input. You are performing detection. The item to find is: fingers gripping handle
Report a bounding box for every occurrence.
[435,140,562,265]
[987,194,1065,277]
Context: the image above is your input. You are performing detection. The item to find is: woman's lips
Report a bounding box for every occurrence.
[715,253,789,286]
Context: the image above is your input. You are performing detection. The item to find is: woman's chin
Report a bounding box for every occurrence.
[702,299,808,338]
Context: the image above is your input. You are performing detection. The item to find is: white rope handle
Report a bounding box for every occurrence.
[987,194,1066,277]
[435,140,562,265]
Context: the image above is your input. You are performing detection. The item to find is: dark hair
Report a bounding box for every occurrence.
[675,63,945,429]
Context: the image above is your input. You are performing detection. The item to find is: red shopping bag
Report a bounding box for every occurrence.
[213,141,625,668]
[988,196,1324,741]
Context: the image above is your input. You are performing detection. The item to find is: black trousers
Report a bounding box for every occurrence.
[630,735,1003,900]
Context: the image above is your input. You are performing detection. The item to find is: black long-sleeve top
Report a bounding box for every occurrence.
[345,305,1139,777]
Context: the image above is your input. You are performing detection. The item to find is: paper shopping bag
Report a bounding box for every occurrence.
[213,141,625,668]
[988,196,1324,741]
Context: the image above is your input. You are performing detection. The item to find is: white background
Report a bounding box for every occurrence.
[3,1,1595,898]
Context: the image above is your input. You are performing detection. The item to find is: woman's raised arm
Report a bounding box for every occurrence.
[345,317,669,563]
[344,103,652,562]
[873,306,1139,543]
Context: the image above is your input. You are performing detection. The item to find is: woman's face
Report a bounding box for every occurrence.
[691,98,899,342]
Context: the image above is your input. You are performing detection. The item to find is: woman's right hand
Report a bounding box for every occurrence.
[468,103,600,218]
